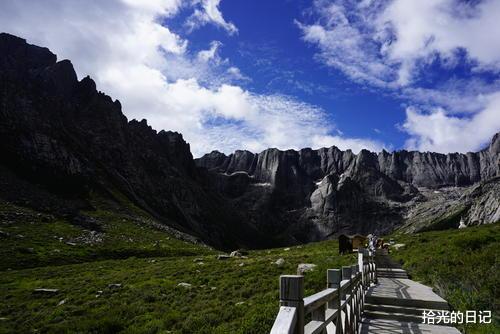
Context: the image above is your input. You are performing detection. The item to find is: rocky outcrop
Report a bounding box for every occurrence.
[198,138,499,190]
[400,176,500,233]
[196,132,499,240]
[0,33,273,250]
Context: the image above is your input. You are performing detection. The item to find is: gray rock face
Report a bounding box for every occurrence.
[1,33,498,249]
[196,133,500,241]
[400,176,500,233]
[0,33,273,251]
[198,140,499,190]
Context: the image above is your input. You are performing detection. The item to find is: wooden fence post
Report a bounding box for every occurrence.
[280,275,304,334]
[327,269,342,334]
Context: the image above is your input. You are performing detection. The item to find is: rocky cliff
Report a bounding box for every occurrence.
[0,33,274,250]
[1,33,499,249]
[196,134,500,241]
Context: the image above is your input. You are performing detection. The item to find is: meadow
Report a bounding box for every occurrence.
[0,198,498,333]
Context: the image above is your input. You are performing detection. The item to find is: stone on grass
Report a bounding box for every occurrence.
[297,263,317,275]
[393,243,406,250]
[177,282,192,289]
[108,283,122,289]
[230,251,242,257]
[33,288,59,294]
[275,258,285,267]
[216,254,230,260]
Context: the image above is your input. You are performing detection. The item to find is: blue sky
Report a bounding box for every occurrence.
[1,0,500,156]
[168,0,407,149]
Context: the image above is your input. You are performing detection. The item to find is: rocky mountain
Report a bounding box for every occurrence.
[0,33,274,250]
[1,32,498,249]
[196,135,500,241]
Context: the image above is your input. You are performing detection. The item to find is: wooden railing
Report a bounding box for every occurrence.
[270,248,377,334]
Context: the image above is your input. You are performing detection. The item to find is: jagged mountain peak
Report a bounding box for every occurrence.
[1,33,498,247]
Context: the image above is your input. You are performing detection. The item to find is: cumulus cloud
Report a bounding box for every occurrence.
[403,92,500,153]
[0,0,383,157]
[297,0,500,153]
[185,0,238,35]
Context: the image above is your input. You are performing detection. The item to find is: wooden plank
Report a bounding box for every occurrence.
[270,306,297,334]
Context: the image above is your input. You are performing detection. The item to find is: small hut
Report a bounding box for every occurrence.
[338,234,368,254]
[351,234,368,250]
[338,234,353,254]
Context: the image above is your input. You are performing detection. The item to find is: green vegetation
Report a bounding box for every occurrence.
[0,200,212,271]
[0,199,356,333]
[1,196,498,333]
[390,223,500,334]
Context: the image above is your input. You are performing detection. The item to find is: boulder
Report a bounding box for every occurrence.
[275,258,285,267]
[297,263,317,275]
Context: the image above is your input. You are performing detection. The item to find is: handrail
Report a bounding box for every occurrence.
[270,306,298,334]
[303,288,338,314]
[270,248,377,334]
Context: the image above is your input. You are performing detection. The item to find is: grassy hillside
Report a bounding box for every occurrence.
[0,198,357,333]
[0,198,213,271]
[1,196,498,333]
[390,223,500,334]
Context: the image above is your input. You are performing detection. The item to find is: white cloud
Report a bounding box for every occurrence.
[380,0,500,75]
[297,0,500,153]
[311,135,384,153]
[197,40,222,63]
[403,92,500,153]
[186,0,238,35]
[0,0,384,157]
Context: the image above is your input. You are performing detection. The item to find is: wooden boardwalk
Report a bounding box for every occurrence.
[360,250,460,334]
[269,248,462,334]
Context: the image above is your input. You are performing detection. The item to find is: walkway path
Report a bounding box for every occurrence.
[360,249,460,333]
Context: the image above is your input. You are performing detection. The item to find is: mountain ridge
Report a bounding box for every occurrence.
[1,32,499,248]
[0,32,275,250]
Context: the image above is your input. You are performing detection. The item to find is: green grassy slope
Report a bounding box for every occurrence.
[0,199,213,271]
[0,241,356,333]
[1,195,498,333]
[390,223,500,334]
[0,198,357,333]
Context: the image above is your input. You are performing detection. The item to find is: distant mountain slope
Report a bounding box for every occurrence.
[196,133,499,239]
[0,33,273,250]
